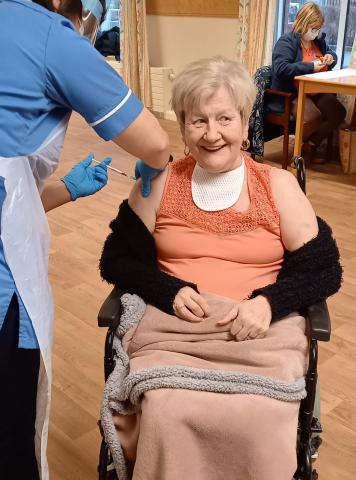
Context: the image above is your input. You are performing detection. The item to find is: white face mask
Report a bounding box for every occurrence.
[302,28,320,42]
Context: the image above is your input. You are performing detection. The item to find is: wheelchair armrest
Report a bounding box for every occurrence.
[265,88,293,98]
[98,287,125,328]
[305,301,331,342]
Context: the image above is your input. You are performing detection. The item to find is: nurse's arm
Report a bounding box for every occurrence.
[41,181,71,212]
[112,108,170,169]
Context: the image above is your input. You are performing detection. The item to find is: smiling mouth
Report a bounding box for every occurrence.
[201,145,226,152]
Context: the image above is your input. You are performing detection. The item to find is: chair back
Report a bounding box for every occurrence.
[248,65,273,157]
[253,65,272,93]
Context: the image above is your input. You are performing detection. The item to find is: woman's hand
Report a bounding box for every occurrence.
[320,54,334,66]
[217,295,272,341]
[313,61,325,72]
[173,287,210,323]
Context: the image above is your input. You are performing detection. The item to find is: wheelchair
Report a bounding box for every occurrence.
[96,157,331,480]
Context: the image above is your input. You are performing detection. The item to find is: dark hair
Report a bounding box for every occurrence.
[33,1,106,23]
[33,1,82,20]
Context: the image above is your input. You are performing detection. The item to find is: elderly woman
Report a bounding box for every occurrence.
[100,56,341,480]
[271,2,346,163]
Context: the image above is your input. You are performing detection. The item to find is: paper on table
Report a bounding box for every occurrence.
[303,68,356,79]
[350,32,356,69]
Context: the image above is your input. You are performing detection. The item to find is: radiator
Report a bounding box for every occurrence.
[150,66,175,118]
[106,58,176,120]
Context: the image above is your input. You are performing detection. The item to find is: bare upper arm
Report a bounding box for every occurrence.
[271,168,318,251]
[128,168,168,233]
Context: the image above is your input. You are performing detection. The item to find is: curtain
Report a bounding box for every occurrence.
[236,0,249,66]
[262,0,278,67]
[237,0,277,75]
[120,0,152,107]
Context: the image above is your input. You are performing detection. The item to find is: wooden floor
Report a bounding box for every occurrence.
[47,113,356,480]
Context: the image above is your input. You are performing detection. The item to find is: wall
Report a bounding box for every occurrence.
[146,15,241,74]
[146,5,248,119]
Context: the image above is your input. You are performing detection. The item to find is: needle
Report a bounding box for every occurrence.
[93,158,136,180]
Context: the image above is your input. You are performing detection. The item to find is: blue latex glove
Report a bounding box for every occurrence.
[62,154,112,201]
[134,160,165,197]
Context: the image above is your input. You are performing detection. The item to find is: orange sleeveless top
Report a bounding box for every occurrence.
[153,155,284,301]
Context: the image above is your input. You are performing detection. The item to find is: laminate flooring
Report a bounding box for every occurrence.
[47,114,356,480]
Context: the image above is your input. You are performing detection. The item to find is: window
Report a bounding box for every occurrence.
[101,0,120,32]
[343,1,356,67]
[277,0,356,69]
[95,0,121,60]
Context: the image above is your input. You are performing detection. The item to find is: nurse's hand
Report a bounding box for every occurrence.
[62,154,112,201]
[134,160,165,198]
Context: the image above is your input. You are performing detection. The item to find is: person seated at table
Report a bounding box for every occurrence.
[271,2,346,163]
[100,56,342,480]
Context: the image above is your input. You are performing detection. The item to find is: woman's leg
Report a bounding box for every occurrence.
[0,294,40,480]
[292,96,322,142]
[309,94,346,146]
[133,389,300,480]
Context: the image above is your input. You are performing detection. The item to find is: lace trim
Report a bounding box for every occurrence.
[158,154,280,235]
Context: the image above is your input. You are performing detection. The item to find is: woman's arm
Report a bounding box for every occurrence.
[271,168,318,250]
[99,197,199,314]
[273,35,314,82]
[127,167,167,232]
[101,172,210,321]
[249,168,342,321]
[41,181,72,212]
[324,43,337,69]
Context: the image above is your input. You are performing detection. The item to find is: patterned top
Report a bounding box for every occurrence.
[153,154,284,301]
[158,154,280,234]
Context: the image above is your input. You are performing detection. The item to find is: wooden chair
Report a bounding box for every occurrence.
[249,66,332,169]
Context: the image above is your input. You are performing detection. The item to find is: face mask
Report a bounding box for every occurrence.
[302,28,320,42]
[80,0,104,43]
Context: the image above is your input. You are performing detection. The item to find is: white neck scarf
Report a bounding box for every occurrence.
[191,159,245,211]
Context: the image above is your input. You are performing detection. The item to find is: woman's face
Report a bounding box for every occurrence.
[303,25,322,42]
[183,87,247,173]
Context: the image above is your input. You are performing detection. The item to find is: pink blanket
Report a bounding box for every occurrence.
[101,293,308,480]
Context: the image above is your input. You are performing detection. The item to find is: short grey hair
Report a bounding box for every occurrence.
[171,56,256,129]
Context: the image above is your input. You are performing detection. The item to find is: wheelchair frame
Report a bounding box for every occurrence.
[97,157,331,480]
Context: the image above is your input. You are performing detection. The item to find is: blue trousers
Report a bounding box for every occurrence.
[0,294,40,480]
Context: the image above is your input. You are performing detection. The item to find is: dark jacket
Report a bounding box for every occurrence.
[100,200,342,321]
[94,27,120,60]
[271,31,337,98]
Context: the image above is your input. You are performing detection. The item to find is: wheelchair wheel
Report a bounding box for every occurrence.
[98,437,118,480]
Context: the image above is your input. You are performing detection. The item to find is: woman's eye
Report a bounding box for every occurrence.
[219,116,231,125]
[193,119,205,127]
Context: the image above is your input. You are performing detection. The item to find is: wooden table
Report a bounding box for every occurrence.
[293,69,356,156]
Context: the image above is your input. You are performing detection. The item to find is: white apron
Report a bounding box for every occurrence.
[0,116,69,480]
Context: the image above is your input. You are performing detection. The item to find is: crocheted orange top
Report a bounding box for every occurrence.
[153,154,284,301]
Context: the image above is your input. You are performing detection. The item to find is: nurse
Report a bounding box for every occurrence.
[0,1,170,479]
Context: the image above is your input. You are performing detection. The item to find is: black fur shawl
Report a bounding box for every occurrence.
[100,200,342,320]
[250,216,342,319]
[99,200,198,313]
